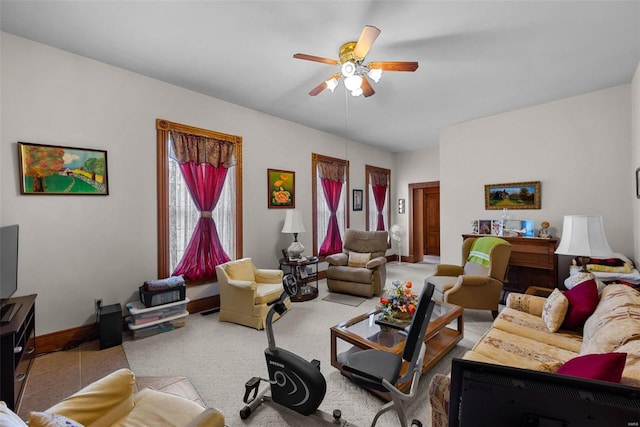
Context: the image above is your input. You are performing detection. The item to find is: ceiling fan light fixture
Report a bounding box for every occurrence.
[325,78,339,92]
[368,68,382,83]
[350,87,363,97]
[344,75,362,91]
[341,61,357,77]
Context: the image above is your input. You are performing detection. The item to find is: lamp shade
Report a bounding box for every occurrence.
[282,210,305,234]
[555,215,613,257]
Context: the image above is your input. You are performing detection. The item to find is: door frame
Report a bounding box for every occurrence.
[408,181,440,263]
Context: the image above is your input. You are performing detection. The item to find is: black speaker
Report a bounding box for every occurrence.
[99,303,122,349]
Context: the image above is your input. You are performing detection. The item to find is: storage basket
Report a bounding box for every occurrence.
[138,283,186,308]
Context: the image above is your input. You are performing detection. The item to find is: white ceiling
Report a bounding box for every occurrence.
[1,1,639,153]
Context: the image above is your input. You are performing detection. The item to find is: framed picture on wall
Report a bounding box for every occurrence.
[17,142,109,195]
[267,168,295,208]
[353,189,363,211]
[485,181,541,210]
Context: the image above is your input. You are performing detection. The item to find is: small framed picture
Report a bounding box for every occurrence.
[353,189,363,211]
[478,220,492,235]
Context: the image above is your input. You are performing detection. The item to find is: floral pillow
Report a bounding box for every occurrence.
[28,412,83,427]
[542,288,569,332]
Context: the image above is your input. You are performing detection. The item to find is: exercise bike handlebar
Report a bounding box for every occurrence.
[265,274,298,352]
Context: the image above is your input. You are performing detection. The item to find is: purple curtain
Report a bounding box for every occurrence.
[370,169,389,231]
[319,177,344,256]
[170,131,235,281]
[372,184,387,231]
[172,162,231,280]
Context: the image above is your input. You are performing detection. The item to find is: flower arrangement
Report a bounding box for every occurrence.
[379,280,418,322]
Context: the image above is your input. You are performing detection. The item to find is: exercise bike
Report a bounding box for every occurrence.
[240,274,425,426]
[240,274,352,425]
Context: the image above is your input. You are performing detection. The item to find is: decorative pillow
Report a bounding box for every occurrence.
[542,289,569,332]
[28,412,84,427]
[562,279,599,330]
[347,252,371,268]
[0,401,26,427]
[557,352,627,383]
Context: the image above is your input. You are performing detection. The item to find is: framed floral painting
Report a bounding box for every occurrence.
[267,169,295,208]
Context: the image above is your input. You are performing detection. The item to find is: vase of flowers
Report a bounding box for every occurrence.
[378,280,418,323]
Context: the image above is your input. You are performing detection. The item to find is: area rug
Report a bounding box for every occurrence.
[123,262,494,427]
[321,293,366,307]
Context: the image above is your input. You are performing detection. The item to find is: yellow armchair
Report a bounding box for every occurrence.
[0,368,224,427]
[427,236,511,317]
[216,258,290,329]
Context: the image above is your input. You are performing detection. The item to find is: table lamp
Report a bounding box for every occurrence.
[555,215,614,272]
[282,210,306,259]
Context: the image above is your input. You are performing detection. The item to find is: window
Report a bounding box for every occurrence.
[312,153,349,257]
[156,119,243,281]
[365,165,390,232]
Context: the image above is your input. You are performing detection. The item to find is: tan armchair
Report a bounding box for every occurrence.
[216,258,290,330]
[427,236,511,317]
[325,229,388,298]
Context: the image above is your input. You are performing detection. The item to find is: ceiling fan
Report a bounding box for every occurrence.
[293,25,418,98]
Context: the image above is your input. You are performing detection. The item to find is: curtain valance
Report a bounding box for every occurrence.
[170,130,236,168]
[369,170,389,187]
[318,160,346,182]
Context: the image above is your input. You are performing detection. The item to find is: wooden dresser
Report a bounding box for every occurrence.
[462,234,559,293]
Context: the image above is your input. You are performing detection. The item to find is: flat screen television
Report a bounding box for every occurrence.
[449,358,640,427]
[1,224,20,323]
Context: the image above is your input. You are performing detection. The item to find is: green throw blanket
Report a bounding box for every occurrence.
[467,237,506,267]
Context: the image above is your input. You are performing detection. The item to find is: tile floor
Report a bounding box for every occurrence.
[17,339,203,420]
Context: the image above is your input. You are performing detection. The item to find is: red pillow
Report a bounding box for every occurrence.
[557,352,627,383]
[562,279,599,329]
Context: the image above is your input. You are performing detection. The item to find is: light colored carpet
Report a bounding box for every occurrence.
[123,262,494,427]
[321,293,366,307]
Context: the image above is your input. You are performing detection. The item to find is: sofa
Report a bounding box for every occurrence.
[429,282,640,427]
[0,368,224,427]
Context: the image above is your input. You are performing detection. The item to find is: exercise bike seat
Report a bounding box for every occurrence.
[265,346,327,416]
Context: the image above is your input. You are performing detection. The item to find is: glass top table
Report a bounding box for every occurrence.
[330,300,464,398]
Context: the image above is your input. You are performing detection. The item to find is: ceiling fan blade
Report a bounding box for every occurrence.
[308,73,342,96]
[368,61,419,72]
[293,53,339,66]
[361,76,375,97]
[353,25,381,59]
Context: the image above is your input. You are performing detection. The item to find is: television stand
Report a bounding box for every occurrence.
[0,301,21,324]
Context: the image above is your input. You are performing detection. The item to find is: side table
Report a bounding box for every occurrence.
[279,258,319,302]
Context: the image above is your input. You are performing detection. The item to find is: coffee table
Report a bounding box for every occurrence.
[330,300,463,399]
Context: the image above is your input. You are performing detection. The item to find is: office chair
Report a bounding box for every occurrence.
[342,281,436,427]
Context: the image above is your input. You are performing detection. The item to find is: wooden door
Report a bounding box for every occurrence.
[423,186,440,256]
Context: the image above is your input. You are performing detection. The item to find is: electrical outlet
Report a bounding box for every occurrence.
[95,299,103,311]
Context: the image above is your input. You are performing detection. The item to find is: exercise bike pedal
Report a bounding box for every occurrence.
[311,359,321,370]
[243,376,261,403]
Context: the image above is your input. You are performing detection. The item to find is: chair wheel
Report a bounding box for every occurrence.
[411,420,422,427]
[240,406,251,419]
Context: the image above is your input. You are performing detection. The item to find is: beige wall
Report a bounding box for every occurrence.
[439,86,633,267]
[0,33,393,334]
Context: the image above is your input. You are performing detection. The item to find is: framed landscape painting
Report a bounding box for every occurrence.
[18,142,109,195]
[267,168,295,208]
[485,181,540,210]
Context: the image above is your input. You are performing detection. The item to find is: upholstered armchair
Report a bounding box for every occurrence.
[216,258,290,330]
[325,229,388,298]
[426,236,511,317]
